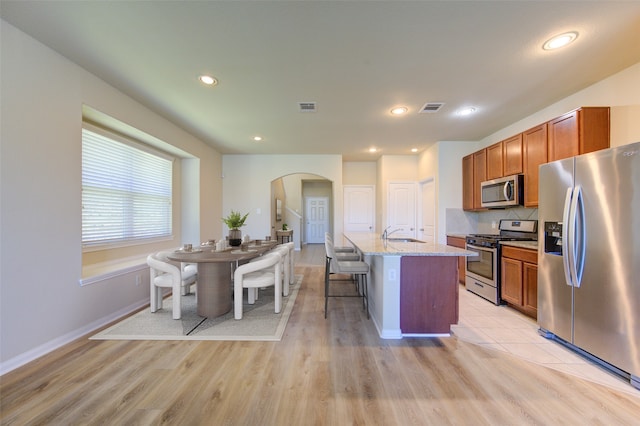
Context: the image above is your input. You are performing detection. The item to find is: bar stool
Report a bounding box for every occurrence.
[324,237,369,319]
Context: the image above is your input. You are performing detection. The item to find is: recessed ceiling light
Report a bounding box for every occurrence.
[199,75,218,86]
[369,148,377,153]
[390,106,408,115]
[253,136,263,142]
[411,148,418,153]
[543,32,578,50]
[458,106,477,116]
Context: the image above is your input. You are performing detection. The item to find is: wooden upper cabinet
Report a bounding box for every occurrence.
[503,133,523,175]
[486,142,504,180]
[473,149,487,210]
[462,154,474,211]
[460,106,609,211]
[523,124,547,208]
[548,107,610,162]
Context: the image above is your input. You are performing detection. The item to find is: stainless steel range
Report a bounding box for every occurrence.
[465,219,537,305]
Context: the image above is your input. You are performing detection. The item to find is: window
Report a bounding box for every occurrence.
[82,126,173,248]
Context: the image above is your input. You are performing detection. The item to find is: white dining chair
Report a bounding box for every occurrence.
[147,250,198,320]
[234,251,282,320]
[284,241,295,285]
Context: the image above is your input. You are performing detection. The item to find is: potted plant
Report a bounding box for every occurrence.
[222,210,249,246]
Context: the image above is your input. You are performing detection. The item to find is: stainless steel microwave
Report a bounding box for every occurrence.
[481,174,524,208]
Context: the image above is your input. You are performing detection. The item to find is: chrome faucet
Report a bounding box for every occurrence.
[381,226,403,240]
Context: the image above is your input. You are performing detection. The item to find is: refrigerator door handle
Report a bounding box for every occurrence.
[562,187,575,287]
[572,186,586,287]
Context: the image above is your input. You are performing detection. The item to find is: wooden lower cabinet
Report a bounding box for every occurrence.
[446,235,466,285]
[400,256,458,334]
[500,245,538,319]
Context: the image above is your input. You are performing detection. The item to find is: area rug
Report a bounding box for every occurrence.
[91,275,302,341]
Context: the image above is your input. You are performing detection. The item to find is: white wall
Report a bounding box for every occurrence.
[418,141,480,244]
[222,155,343,242]
[343,162,377,185]
[0,21,222,373]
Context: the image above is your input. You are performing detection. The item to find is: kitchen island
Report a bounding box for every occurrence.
[343,233,475,339]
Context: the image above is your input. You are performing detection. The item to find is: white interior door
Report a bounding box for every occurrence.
[343,185,375,232]
[419,178,435,243]
[305,197,329,244]
[387,182,416,238]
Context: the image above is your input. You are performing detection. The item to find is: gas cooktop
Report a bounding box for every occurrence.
[466,220,538,247]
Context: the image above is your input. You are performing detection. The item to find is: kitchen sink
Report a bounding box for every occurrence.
[386,238,426,243]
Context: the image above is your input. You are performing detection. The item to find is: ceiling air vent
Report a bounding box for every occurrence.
[419,102,445,113]
[298,102,317,112]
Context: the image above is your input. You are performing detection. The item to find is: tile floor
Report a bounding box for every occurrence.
[452,286,640,397]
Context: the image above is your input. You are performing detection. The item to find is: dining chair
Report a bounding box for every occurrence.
[283,241,295,285]
[147,250,198,320]
[324,236,369,319]
[249,243,291,297]
[181,262,198,295]
[234,251,282,320]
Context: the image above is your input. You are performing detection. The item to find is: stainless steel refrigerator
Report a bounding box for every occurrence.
[538,141,640,390]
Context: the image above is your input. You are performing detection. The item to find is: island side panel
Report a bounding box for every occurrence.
[365,254,403,339]
[400,256,459,334]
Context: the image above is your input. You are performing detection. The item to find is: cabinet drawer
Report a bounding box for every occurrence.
[502,246,537,264]
[447,236,466,249]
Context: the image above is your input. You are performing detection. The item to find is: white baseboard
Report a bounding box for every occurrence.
[0,299,148,376]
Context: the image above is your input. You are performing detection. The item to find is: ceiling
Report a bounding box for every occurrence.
[2,1,640,161]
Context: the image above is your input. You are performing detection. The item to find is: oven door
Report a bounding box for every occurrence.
[465,243,497,285]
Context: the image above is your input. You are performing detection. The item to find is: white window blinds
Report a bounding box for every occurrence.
[82,127,173,247]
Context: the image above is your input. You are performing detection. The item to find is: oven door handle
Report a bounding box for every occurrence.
[466,243,494,253]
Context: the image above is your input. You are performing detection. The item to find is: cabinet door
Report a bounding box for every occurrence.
[446,236,466,285]
[486,142,504,180]
[523,262,538,316]
[578,107,609,154]
[503,133,523,175]
[501,257,523,305]
[473,149,486,210]
[400,256,458,333]
[462,154,474,211]
[548,111,579,162]
[523,124,547,208]
[548,107,610,162]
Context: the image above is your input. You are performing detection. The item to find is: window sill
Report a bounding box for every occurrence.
[80,255,148,286]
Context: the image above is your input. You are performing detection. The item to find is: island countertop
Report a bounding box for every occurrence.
[343,232,475,256]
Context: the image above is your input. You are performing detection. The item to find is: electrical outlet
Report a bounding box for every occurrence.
[135,275,141,286]
[491,221,497,229]
[389,269,396,281]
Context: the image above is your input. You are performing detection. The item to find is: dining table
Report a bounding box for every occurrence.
[167,240,278,318]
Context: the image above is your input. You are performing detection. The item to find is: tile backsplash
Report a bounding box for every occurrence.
[446,207,538,236]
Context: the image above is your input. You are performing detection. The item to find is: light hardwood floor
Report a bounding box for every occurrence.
[1,244,639,425]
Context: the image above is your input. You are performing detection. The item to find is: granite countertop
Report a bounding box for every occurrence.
[343,232,475,257]
[500,240,539,250]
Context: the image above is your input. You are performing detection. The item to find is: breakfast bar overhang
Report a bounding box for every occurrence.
[343,233,475,339]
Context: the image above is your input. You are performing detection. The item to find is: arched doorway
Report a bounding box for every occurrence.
[271,173,332,247]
